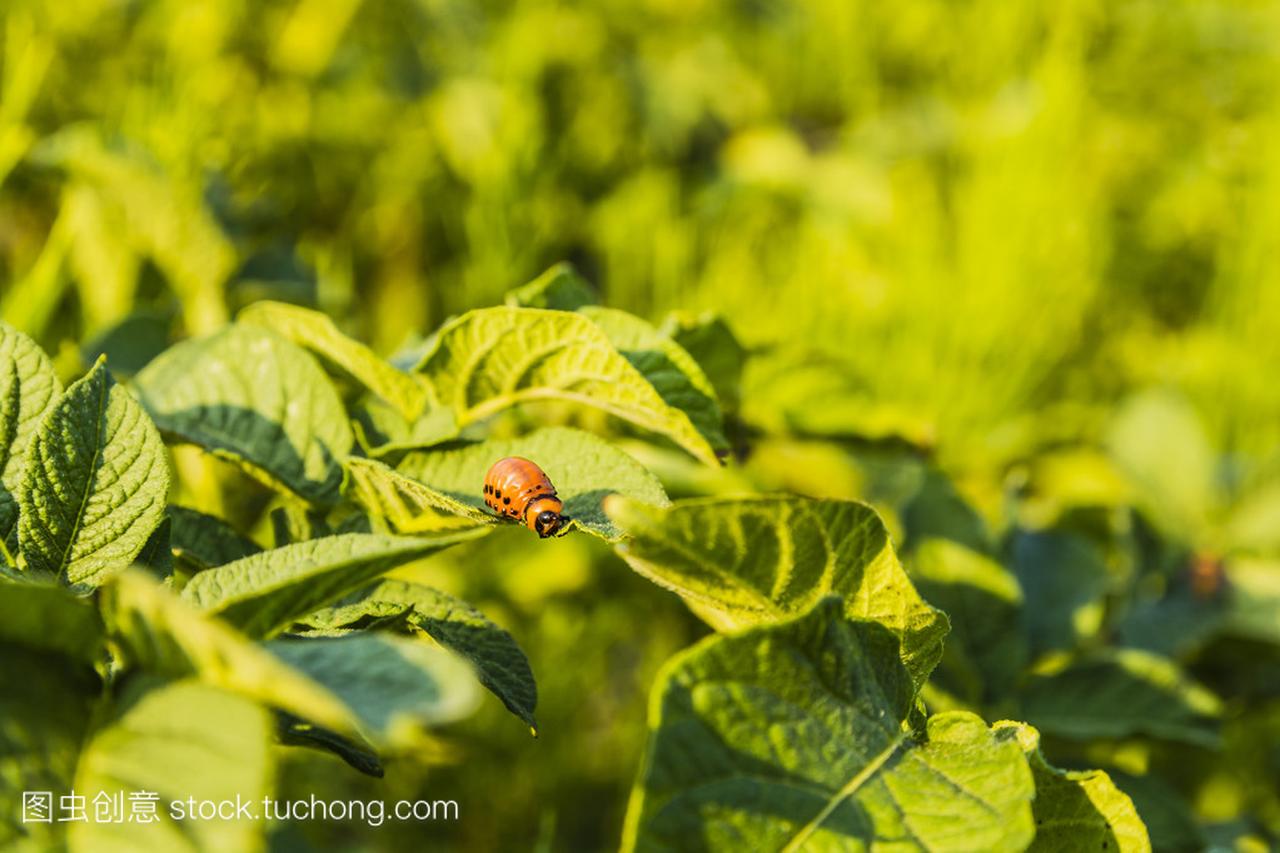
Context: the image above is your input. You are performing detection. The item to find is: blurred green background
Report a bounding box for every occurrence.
[3,0,1279,850]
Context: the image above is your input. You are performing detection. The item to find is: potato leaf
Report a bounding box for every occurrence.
[17,358,168,589]
[344,457,494,533]
[0,577,105,666]
[301,579,538,731]
[265,634,480,745]
[168,505,262,570]
[134,323,353,506]
[505,263,598,311]
[910,538,1027,705]
[579,305,728,455]
[0,322,62,551]
[624,599,1034,852]
[396,426,670,541]
[101,570,362,740]
[180,531,487,639]
[1020,650,1223,748]
[993,721,1151,852]
[607,495,948,686]
[70,679,271,853]
[413,306,720,465]
[239,300,428,420]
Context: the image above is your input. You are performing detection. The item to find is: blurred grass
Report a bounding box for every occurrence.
[3,0,1280,848]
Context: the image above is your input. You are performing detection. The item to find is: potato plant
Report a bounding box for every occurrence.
[1,265,1274,852]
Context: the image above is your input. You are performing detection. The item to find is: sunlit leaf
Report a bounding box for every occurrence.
[607,495,948,686]
[239,300,428,420]
[993,721,1151,852]
[397,426,670,541]
[344,457,494,533]
[69,678,271,853]
[625,599,1034,852]
[580,305,727,455]
[413,306,721,465]
[0,322,62,552]
[180,531,487,638]
[101,570,361,740]
[135,323,353,506]
[17,358,168,589]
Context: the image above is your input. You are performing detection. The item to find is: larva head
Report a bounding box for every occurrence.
[525,495,564,538]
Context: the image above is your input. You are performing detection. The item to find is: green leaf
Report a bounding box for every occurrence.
[344,457,494,533]
[910,539,1027,705]
[993,721,1151,852]
[1011,530,1111,657]
[0,322,62,551]
[413,306,721,465]
[180,531,487,638]
[1223,557,1280,644]
[397,426,670,541]
[168,505,261,570]
[660,311,746,412]
[607,495,948,686]
[17,358,169,589]
[1107,390,1218,543]
[0,576,105,664]
[265,634,480,745]
[101,570,366,740]
[239,300,428,420]
[134,323,353,506]
[69,678,271,853]
[505,262,597,311]
[301,579,538,731]
[1020,650,1223,748]
[0,648,99,852]
[579,305,728,454]
[624,599,1034,852]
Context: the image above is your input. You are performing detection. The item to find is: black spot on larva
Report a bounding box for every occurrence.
[503,496,510,504]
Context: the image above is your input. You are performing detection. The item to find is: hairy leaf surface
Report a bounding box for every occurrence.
[625,599,1034,852]
[0,323,62,551]
[134,323,353,505]
[607,495,948,685]
[413,306,720,465]
[398,426,669,541]
[18,358,168,589]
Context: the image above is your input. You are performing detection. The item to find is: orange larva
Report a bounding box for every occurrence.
[483,457,566,538]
